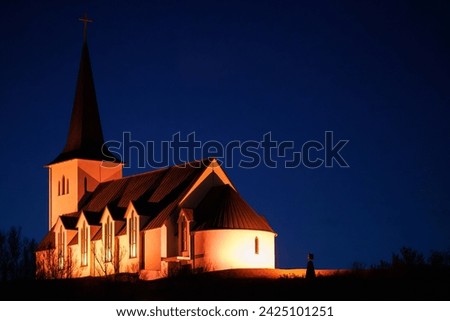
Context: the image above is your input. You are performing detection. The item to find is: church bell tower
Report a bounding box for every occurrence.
[45,16,123,230]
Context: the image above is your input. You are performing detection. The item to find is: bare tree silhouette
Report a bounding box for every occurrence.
[92,239,127,278]
[0,226,37,281]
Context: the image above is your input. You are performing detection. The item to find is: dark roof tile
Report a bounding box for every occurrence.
[60,215,79,230]
[194,184,275,232]
[83,211,102,226]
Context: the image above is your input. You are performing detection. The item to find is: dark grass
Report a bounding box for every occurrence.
[2,269,450,301]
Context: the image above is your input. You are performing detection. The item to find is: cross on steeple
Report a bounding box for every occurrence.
[78,13,93,42]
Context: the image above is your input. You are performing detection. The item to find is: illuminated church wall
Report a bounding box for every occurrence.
[116,234,140,274]
[144,228,161,271]
[139,228,167,280]
[77,159,123,194]
[193,230,276,271]
[48,161,79,229]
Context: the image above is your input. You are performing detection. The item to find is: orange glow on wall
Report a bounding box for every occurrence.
[193,229,276,271]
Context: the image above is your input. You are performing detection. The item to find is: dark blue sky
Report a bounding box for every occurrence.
[1,0,449,269]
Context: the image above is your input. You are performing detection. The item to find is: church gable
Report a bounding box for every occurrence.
[47,216,77,276]
[75,213,95,269]
[179,158,235,208]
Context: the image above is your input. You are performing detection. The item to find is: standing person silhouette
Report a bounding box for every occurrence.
[306,253,316,279]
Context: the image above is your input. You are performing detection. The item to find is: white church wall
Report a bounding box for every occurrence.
[144,228,161,270]
[67,243,81,278]
[116,234,135,273]
[193,229,276,271]
[139,228,169,281]
[48,161,80,228]
[91,239,114,276]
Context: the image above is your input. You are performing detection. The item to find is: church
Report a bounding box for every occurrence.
[35,26,277,280]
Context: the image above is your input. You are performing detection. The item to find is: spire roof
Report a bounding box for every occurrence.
[48,40,119,165]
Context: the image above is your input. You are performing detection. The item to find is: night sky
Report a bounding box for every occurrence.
[1,0,449,269]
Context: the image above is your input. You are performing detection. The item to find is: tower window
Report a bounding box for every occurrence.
[255,237,259,255]
[58,175,69,196]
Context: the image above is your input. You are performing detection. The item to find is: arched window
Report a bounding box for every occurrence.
[129,211,137,258]
[62,176,65,195]
[58,226,65,270]
[81,221,88,266]
[105,217,112,262]
[181,218,187,252]
[66,178,69,194]
[255,236,259,255]
[58,181,61,196]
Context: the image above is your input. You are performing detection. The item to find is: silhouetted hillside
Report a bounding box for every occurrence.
[2,267,449,301]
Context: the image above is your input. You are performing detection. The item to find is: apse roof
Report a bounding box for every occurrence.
[194,184,275,233]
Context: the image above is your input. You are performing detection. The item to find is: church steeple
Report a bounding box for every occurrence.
[49,20,118,165]
[45,17,123,230]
